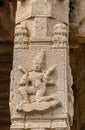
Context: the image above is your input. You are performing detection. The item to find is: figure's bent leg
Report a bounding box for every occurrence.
[18,86,29,102]
[35,86,46,102]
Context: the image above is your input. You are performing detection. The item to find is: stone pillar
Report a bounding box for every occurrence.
[10,0,74,130]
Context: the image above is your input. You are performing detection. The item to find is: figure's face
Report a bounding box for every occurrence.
[32,63,42,72]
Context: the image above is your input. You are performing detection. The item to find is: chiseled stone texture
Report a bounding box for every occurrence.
[10,0,74,130]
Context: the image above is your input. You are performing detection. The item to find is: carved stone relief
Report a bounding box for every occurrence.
[10,0,74,130]
[17,51,61,113]
[14,23,29,49]
[52,23,68,48]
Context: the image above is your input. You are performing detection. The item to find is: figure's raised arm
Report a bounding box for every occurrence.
[18,65,29,86]
[43,66,56,86]
[45,66,56,77]
[19,65,28,74]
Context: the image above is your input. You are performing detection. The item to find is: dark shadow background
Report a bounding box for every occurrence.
[0,0,16,130]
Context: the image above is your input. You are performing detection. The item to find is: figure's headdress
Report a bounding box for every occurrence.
[31,51,45,72]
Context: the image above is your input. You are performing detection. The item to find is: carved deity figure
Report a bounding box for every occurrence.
[17,51,61,112]
[18,51,56,103]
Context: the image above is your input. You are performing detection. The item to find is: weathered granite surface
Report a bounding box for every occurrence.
[10,0,74,130]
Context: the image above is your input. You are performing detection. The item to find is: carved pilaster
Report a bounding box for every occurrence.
[52,23,68,48]
[14,23,29,49]
[10,0,74,130]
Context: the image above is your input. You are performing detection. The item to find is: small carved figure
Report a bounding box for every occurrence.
[52,23,68,48]
[14,23,29,49]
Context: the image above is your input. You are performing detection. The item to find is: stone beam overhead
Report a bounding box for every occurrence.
[10,0,74,130]
[16,0,69,23]
[16,0,69,46]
